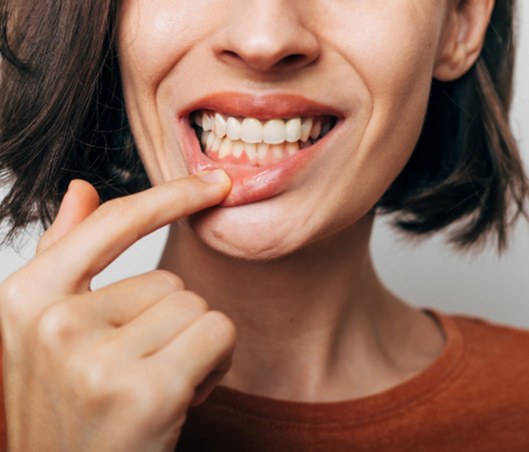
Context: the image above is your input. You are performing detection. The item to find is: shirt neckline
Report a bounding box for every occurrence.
[206,310,466,426]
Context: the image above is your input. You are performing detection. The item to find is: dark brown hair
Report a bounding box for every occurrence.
[379,0,528,251]
[0,1,527,250]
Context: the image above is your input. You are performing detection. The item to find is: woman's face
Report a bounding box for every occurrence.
[117,0,453,259]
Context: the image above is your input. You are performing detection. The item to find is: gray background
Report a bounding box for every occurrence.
[2,4,529,327]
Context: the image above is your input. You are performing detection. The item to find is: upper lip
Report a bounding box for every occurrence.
[179,92,344,120]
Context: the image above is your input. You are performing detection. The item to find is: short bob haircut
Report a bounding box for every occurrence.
[0,1,527,250]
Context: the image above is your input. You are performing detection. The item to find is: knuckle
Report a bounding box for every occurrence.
[122,381,160,418]
[74,358,115,407]
[0,273,37,325]
[1,273,29,300]
[178,291,208,313]
[202,311,237,344]
[94,197,134,227]
[36,303,79,351]
[97,197,127,216]
[74,346,171,416]
[0,275,25,310]
[151,270,185,290]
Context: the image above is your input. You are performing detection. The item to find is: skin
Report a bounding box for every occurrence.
[0,0,494,450]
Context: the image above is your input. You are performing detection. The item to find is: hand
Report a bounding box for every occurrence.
[0,171,236,452]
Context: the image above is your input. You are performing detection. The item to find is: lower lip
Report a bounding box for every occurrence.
[179,118,339,206]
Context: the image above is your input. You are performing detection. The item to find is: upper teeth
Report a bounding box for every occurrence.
[193,111,329,146]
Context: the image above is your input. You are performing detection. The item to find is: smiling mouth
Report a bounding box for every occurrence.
[191,110,337,167]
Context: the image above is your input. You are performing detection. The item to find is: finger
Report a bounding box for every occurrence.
[77,270,185,326]
[148,311,236,394]
[32,171,231,294]
[112,291,208,357]
[36,180,100,255]
[190,357,232,406]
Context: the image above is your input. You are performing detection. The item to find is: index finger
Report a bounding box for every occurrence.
[33,171,231,294]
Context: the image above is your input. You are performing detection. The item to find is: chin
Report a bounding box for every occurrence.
[187,203,315,261]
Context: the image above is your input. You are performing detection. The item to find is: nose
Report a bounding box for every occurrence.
[213,0,320,73]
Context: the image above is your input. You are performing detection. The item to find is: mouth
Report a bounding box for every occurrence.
[191,111,337,167]
[178,93,343,206]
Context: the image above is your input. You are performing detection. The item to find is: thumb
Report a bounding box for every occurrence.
[36,180,100,255]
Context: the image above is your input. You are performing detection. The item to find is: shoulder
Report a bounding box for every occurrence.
[451,313,529,363]
[414,312,529,443]
[442,312,529,401]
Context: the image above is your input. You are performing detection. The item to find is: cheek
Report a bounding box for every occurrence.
[117,1,211,89]
[116,1,214,182]
[326,5,441,102]
[324,4,442,169]
[308,3,445,221]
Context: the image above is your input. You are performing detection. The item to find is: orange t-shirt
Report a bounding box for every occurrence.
[177,313,529,451]
[2,312,529,451]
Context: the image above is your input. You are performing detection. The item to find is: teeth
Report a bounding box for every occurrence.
[193,113,203,128]
[301,117,313,142]
[214,113,227,138]
[195,112,332,146]
[257,143,269,160]
[227,117,242,140]
[194,111,335,165]
[263,119,286,145]
[200,130,209,147]
[241,118,263,144]
[206,131,215,149]
[201,138,309,166]
[202,113,213,132]
[211,136,222,153]
[232,141,244,158]
[286,142,300,156]
[310,121,321,140]
[219,138,232,159]
[285,118,301,143]
[245,142,257,160]
[272,145,284,161]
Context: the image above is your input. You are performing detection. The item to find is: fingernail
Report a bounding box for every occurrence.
[197,169,230,185]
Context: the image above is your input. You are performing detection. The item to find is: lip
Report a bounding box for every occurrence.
[178,92,345,206]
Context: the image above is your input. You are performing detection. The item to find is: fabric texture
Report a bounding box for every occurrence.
[177,312,529,451]
[1,312,529,451]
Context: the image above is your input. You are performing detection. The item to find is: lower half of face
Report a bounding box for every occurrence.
[118,0,445,260]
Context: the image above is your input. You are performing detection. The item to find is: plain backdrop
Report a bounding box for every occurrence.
[1,4,529,327]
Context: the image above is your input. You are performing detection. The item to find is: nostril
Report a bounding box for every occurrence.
[223,50,239,60]
[280,54,306,66]
[220,50,313,72]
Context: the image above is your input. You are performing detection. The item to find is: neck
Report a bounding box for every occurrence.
[158,215,444,402]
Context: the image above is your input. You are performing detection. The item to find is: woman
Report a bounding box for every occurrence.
[1,0,528,450]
